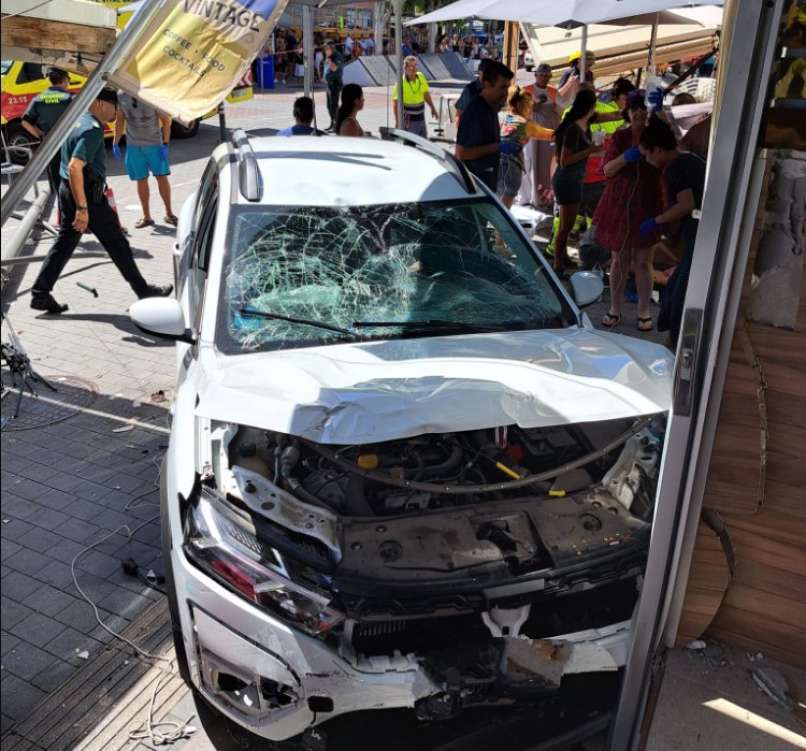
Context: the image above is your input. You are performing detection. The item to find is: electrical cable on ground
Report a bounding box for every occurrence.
[70,462,196,745]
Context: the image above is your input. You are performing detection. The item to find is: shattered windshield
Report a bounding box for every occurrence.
[217,200,568,353]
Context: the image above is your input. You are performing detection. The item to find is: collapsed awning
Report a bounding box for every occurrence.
[0,0,117,72]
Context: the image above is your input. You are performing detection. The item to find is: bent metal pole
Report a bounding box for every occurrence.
[0,0,167,229]
[394,0,404,128]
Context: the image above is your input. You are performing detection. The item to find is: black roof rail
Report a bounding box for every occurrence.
[379,127,477,195]
[230,128,263,202]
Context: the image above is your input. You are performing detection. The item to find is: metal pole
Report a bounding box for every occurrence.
[217,103,227,142]
[648,12,659,70]
[303,4,314,98]
[0,188,51,263]
[374,0,384,56]
[0,0,167,229]
[427,0,437,54]
[579,24,588,80]
[393,0,404,128]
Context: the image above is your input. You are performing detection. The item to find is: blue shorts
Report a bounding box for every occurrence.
[124,143,169,181]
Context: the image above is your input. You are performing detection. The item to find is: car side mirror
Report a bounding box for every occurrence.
[569,271,604,308]
[130,298,195,344]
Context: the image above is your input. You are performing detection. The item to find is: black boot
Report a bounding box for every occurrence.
[30,292,68,314]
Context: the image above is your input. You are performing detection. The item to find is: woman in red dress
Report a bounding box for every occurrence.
[594,93,663,331]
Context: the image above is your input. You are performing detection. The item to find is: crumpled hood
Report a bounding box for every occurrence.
[196,329,673,443]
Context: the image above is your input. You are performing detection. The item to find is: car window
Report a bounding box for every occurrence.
[1,60,13,76]
[216,199,569,354]
[191,160,218,267]
[196,200,217,272]
[17,62,44,84]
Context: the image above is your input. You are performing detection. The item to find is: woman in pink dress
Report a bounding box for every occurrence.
[594,92,663,331]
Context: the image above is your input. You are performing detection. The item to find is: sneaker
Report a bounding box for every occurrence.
[138,284,174,300]
[30,293,68,314]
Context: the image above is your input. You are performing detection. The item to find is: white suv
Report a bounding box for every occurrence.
[131,129,673,750]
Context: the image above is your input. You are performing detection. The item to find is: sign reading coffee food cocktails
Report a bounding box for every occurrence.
[107,0,289,124]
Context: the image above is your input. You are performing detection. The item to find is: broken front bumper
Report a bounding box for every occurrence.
[172,539,632,741]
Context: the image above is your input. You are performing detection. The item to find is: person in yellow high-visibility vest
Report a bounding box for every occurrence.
[392,56,438,138]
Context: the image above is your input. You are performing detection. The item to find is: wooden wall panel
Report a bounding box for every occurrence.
[679,154,806,665]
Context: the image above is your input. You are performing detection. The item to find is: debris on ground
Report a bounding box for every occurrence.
[76,650,90,660]
[113,423,134,433]
[150,389,167,403]
[685,639,727,667]
[751,666,796,712]
[76,281,99,298]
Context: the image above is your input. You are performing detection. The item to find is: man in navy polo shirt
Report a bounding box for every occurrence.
[454,61,517,192]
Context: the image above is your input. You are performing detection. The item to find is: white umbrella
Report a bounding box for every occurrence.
[408,1,721,82]
[408,0,722,26]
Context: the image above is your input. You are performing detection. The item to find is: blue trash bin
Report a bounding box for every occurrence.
[258,56,275,90]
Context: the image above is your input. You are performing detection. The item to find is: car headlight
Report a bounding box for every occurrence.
[183,489,344,637]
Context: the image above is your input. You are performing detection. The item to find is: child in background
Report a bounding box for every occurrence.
[497,87,553,209]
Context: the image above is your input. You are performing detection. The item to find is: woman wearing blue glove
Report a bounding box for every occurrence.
[113,92,177,229]
[639,116,706,348]
[594,93,662,331]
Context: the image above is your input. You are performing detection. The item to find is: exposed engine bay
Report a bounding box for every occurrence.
[220,417,661,520]
[186,416,665,723]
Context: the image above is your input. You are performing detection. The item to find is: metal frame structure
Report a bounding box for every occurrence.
[610,1,785,748]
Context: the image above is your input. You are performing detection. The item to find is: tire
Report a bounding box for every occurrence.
[160,460,191,684]
[3,122,35,165]
[171,118,200,139]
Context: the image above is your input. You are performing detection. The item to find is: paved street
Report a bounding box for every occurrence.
[2,81,667,748]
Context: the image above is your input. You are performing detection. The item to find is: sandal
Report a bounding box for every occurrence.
[637,316,654,332]
[602,312,621,329]
[164,214,178,226]
[134,217,154,229]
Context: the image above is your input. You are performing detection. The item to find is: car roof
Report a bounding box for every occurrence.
[236,135,475,207]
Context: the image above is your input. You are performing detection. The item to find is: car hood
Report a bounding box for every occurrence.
[195,328,673,444]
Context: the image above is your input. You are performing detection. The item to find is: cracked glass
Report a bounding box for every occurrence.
[217,199,566,353]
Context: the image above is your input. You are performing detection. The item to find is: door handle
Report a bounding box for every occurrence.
[673,308,703,417]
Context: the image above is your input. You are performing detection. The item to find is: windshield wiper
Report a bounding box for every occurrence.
[240,308,356,337]
[352,319,504,333]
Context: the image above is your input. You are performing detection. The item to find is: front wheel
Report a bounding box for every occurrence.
[2,122,35,165]
[171,119,200,139]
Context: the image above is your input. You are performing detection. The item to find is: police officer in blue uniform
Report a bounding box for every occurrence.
[30,88,172,314]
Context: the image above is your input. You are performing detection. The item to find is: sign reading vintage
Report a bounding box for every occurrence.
[107,0,287,123]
